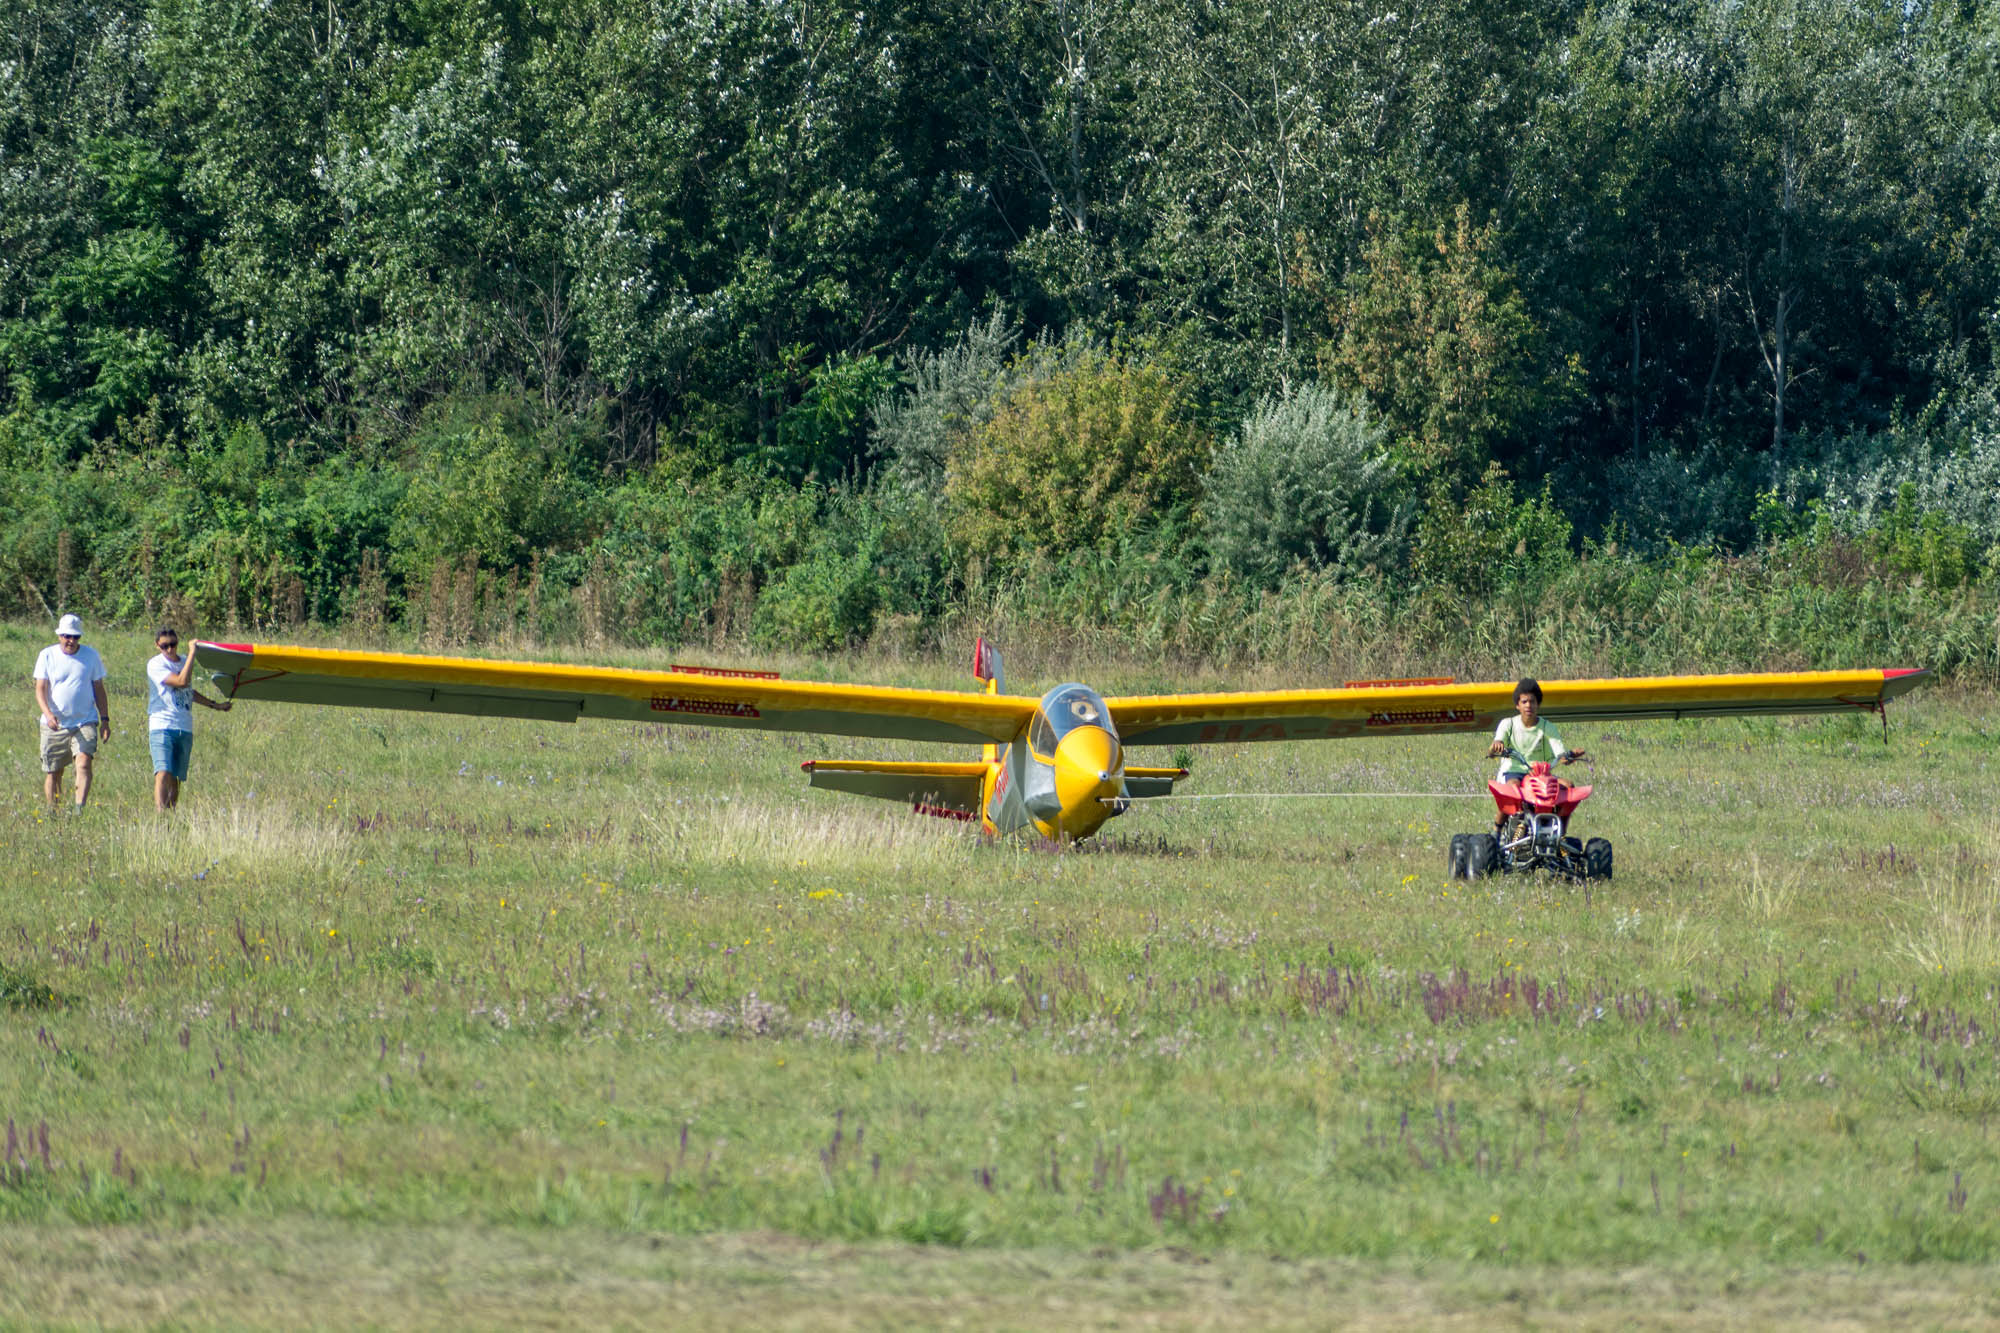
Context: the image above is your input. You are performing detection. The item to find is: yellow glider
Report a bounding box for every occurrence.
[193,641,1927,841]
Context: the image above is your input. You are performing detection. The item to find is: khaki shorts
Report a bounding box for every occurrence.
[40,722,98,773]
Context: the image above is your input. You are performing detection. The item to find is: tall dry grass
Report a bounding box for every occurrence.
[1896,845,2000,975]
[113,800,353,881]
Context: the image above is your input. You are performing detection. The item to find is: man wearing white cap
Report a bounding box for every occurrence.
[33,614,110,808]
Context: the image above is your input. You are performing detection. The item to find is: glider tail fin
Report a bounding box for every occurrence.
[973,637,1004,695]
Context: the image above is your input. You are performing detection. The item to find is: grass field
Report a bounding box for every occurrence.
[2,623,1998,1327]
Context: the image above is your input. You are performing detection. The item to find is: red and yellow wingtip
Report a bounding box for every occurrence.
[1881,667,1931,696]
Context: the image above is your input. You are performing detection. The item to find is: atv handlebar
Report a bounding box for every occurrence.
[1494,744,1583,767]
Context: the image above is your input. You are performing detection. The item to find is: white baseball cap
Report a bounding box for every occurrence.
[55,614,83,637]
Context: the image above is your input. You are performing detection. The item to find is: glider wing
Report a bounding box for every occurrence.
[1107,669,1930,748]
[194,642,1036,746]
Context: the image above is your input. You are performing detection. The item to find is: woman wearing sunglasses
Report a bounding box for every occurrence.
[147,627,232,811]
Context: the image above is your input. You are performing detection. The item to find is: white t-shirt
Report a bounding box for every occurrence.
[33,644,107,727]
[147,653,195,732]
[1492,714,1568,778]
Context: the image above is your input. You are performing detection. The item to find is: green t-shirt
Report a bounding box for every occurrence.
[1493,715,1568,777]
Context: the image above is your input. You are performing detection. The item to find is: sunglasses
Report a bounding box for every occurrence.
[158,639,179,648]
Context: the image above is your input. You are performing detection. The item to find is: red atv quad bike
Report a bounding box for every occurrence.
[1448,746,1612,881]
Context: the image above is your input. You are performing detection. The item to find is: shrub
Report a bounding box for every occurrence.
[751,480,953,652]
[945,345,1207,564]
[1410,464,1573,598]
[1203,384,1412,588]
[387,393,600,579]
[1790,427,2000,559]
[767,350,899,481]
[1870,482,1979,588]
[871,308,1021,491]
[753,547,882,651]
[1592,442,1767,550]
[1316,204,1543,483]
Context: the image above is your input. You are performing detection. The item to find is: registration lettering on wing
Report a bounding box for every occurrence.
[650,695,761,718]
[1366,707,1475,728]
[669,664,780,680]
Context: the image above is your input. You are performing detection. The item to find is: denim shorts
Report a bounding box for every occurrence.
[150,728,193,780]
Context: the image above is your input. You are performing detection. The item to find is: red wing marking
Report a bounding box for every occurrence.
[669,664,780,680]
[913,802,978,822]
[1342,677,1456,689]
[650,696,761,718]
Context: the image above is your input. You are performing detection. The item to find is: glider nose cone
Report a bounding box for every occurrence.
[1053,725,1122,837]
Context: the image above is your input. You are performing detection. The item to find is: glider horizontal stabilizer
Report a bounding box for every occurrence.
[1122,765,1191,798]
[801,760,985,820]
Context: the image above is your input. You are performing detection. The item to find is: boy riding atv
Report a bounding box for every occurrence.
[1448,677,1613,881]
[1485,678,1585,837]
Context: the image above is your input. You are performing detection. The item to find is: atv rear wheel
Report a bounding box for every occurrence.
[1467,833,1498,878]
[1447,834,1470,879]
[1585,837,1613,879]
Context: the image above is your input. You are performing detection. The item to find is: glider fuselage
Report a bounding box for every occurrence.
[982,684,1124,840]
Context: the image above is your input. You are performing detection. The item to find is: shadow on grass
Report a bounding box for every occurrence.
[0,964,67,1011]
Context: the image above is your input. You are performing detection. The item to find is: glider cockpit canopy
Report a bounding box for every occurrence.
[1030,684,1114,761]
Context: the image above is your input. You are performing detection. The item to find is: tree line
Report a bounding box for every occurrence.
[1,0,1996,672]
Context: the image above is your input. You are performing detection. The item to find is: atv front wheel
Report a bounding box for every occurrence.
[1447,834,1470,879]
[1584,837,1613,879]
[1467,833,1498,878]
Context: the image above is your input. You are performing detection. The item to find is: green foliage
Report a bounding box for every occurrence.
[753,548,883,652]
[873,309,1020,491]
[748,479,954,651]
[1203,384,1412,588]
[1871,483,1979,590]
[0,962,63,1011]
[1318,206,1544,483]
[1410,464,1574,598]
[945,345,1207,564]
[1751,488,1803,546]
[388,394,601,579]
[767,350,901,481]
[0,0,1995,669]
[0,198,189,450]
[588,468,816,644]
[584,466,949,649]
[1773,419,2000,561]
